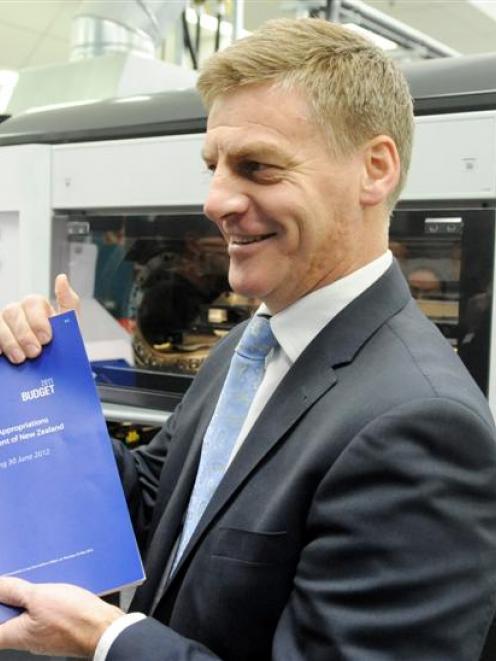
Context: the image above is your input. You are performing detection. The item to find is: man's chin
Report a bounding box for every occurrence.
[228,277,267,302]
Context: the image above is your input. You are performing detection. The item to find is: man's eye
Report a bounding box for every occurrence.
[240,161,269,177]
[203,163,216,176]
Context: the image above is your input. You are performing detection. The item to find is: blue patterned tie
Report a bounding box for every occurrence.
[171,315,277,571]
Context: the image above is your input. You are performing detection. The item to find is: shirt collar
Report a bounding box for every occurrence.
[258,251,393,364]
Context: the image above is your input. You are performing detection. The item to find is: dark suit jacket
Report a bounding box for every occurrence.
[110,262,496,660]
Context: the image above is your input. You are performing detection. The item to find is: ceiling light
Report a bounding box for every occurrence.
[0,71,18,114]
[114,95,152,104]
[23,99,100,115]
[184,7,251,39]
[468,1,496,21]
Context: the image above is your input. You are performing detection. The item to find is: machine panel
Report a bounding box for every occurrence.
[403,111,496,200]
[52,134,208,209]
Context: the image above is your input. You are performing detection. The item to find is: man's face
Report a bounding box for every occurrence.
[202,82,371,313]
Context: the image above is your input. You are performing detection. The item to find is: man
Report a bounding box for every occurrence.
[0,17,495,661]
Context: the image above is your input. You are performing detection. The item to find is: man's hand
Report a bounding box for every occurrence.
[0,577,124,657]
[0,274,80,364]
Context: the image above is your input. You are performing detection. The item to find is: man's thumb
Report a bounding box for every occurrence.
[54,273,80,315]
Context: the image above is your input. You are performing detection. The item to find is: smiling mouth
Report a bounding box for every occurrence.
[230,233,276,245]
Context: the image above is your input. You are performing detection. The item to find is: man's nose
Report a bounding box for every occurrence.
[203,172,249,224]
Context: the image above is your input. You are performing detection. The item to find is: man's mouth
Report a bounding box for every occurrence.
[230,233,276,246]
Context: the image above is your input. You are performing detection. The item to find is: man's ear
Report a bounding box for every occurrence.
[359,135,400,207]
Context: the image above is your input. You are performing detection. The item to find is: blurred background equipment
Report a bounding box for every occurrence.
[0,2,495,441]
[1,50,496,423]
[0,0,495,116]
[6,0,197,117]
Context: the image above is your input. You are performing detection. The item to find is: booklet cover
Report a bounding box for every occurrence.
[0,311,145,622]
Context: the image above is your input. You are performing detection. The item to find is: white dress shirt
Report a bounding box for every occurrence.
[94,250,393,661]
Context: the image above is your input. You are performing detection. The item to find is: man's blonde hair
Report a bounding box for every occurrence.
[197,17,414,208]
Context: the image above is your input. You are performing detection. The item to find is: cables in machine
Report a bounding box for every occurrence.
[215,1,225,52]
[194,1,203,65]
[182,0,227,67]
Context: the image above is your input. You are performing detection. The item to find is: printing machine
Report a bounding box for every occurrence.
[0,54,496,430]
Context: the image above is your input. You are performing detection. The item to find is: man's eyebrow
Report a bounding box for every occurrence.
[201,147,214,162]
[201,142,290,163]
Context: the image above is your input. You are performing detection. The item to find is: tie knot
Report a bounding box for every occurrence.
[236,315,277,361]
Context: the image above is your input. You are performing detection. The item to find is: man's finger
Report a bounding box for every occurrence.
[0,613,32,652]
[54,274,80,316]
[21,294,56,348]
[0,314,26,363]
[0,302,48,362]
[0,579,30,653]
[0,577,30,609]
[55,273,79,314]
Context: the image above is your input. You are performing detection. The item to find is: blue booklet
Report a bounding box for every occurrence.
[0,311,145,622]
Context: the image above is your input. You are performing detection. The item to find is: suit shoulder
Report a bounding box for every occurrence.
[383,300,493,424]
